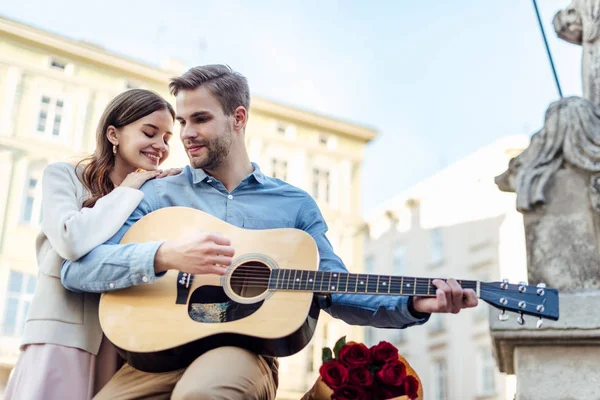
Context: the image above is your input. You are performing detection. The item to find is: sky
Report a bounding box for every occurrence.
[1,0,582,213]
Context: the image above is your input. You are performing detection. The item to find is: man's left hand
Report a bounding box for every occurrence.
[412,278,478,314]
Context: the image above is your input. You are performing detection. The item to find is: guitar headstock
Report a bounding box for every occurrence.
[480,279,559,328]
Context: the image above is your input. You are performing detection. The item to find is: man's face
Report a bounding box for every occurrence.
[175,86,233,170]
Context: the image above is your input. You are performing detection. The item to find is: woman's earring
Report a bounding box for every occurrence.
[113,144,117,155]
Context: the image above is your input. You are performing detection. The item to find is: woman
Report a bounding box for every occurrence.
[5,89,179,400]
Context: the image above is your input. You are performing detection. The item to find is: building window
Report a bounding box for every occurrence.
[271,158,288,181]
[37,96,50,132]
[21,165,44,225]
[276,123,289,136]
[53,99,64,136]
[428,313,445,334]
[477,348,496,396]
[306,342,315,372]
[364,327,376,347]
[364,255,375,273]
[2,271,36,336]
[393,245,405,275]
[318,133,329,146]
[430,228,444,265]
[50,58,67,71]
[394,329,406,344]
[431,358,448,400]
[36,95,65,138]
[312,168,330,202]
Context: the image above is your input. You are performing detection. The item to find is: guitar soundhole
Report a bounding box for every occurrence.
[230,261,270,298]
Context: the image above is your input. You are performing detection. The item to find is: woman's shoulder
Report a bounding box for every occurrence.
[45,161,78,174]
[43,162,83,185]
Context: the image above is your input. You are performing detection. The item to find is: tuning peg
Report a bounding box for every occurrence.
[518,281,528,293]
[517,313,525,325]
[501,279,509,290]
[498,309,509,321]
[537,282,546,288]
[536,317,544,329]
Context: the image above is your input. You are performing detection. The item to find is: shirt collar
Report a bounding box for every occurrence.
[192,162,265,185]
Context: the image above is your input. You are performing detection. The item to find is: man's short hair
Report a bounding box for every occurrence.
[169,64,250,115]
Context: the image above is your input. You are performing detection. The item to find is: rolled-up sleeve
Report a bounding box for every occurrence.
[61,180,163,293]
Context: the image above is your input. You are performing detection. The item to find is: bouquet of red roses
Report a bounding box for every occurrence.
[303,336,421,400]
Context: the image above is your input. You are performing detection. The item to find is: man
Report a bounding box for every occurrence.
[62,64,478,400]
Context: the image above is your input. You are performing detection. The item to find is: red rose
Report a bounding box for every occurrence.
[332,384,371,400]
[370,341,399,364]
[338,342,371,367]
[379,384,406,399]
[403,375,420,399]
[319,360,348,390]
[348,366,373,387]
[376,359,407,386]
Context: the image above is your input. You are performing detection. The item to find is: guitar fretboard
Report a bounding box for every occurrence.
[268,269,478,296]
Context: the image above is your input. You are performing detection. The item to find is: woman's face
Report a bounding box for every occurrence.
[110,109,174,171]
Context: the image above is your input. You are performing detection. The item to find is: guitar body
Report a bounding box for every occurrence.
[99,207,320,372]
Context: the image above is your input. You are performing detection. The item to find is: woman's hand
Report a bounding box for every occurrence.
[156,168,183,178]
[120,170,161,189]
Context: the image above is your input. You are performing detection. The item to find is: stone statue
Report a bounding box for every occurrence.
[495,0,600,292]
[554,0,600,105]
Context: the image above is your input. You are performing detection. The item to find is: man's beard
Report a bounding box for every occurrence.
[188,134,232,170]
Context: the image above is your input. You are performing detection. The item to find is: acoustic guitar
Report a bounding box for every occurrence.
[98,207,559,372]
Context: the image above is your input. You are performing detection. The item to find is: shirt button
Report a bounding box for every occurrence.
[109,283,115,289]
[142,276,149,283]
[207,179,212,183]
[227,195,233,200]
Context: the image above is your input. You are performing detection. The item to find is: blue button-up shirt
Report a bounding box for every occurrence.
[61,164,428,329]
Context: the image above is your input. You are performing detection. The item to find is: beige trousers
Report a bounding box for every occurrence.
[93,346,277,400]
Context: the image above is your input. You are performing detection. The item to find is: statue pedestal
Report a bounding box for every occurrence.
[489,291,600,400]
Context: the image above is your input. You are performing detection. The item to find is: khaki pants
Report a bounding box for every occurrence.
[93,347,278,400]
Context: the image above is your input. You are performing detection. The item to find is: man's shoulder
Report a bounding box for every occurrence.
[262,176,313,200]
[141,165,194,192]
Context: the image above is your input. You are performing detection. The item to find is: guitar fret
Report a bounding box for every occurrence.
[299,270,305,291]
[293,269,298,290]
[413,277,417,295]
[345,274,354,293]
[376,275,380,294]
[316,271,322,292]
[400,276,404,295]
[387,276,391,294]
[336,273,341,293]
[269,269,278,290]
[343,274,349,293]
[368,275,379,294]
[390,276,400,294]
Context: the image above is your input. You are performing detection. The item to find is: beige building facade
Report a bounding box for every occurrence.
[0,16,376,398]
[362,136,530,400]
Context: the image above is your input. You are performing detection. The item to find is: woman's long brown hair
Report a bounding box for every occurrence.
[76,89,175,208]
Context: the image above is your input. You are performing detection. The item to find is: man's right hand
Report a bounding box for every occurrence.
[154,232,235,275]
